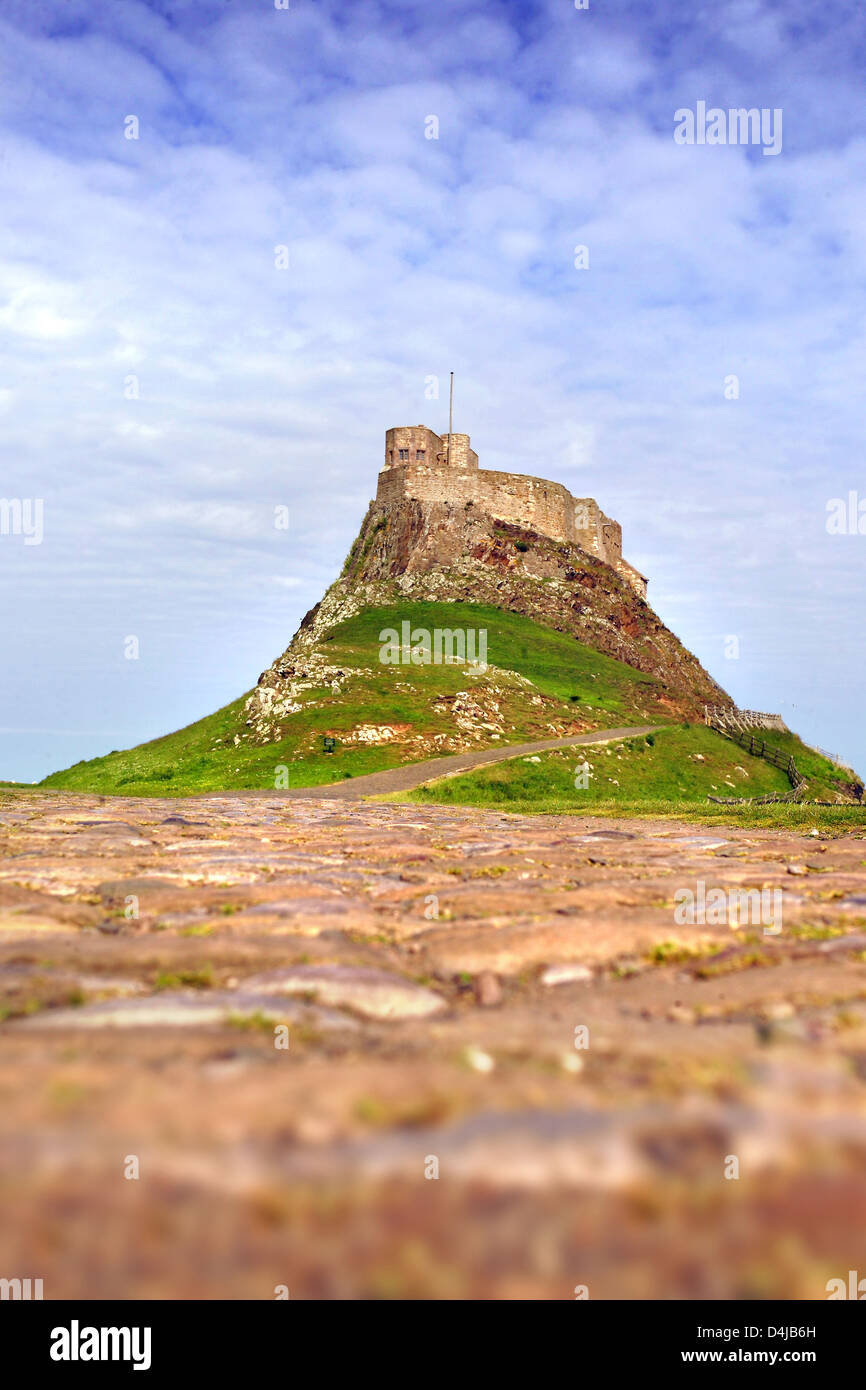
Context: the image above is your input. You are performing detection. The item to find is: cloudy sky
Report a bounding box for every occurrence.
[1,0,864,782]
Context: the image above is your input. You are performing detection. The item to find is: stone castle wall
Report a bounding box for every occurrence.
[376,427,647,599]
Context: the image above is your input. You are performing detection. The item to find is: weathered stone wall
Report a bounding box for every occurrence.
[376,462,459,507]
[601,518,622,562]
[377,463,589,543]
[615,557,647,596]
[376,427,647,599]
[471,469,580,544]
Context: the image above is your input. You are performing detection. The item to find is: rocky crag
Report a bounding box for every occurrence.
[244,428,733,746]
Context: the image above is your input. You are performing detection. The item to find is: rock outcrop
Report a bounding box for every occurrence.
[245,477,733,740]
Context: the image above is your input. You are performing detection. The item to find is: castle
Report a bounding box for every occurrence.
[377,426,647,599]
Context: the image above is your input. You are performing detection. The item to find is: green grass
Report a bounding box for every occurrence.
[36,602,673,796]
[323,601,663,710]
[408,726,788,805]
[404,725,866,828]
[30,599,863,809]
[753,729,858,793]
[153,966,214,991]
[540,801,864,830]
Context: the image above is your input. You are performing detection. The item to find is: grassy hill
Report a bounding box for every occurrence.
[409,726,791,804]
[38,600,862,811]
[40,602,674,795]
[405,723,863,822]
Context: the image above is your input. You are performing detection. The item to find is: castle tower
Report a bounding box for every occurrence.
[439,433,479,470]
[377,424,646,599]
[383,426,479,472]
[383,426,441,471]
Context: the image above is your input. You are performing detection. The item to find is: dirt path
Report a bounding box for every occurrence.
[264,724,664,800]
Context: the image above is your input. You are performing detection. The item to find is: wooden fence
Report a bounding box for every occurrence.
[704,705,787,733]
[705,711,805,805]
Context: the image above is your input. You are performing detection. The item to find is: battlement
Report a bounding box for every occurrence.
[377,426,647,599]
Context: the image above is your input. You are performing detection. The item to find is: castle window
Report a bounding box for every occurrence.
[389,450,394,462]
[399,448,409,461]
[416,449,425,461]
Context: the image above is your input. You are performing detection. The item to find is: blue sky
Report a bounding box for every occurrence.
[0,0,864,782]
